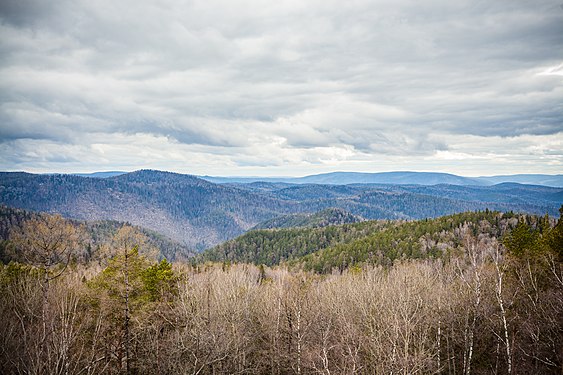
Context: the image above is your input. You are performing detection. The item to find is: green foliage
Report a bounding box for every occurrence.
[91,248,177,305]
[299,210,521,272]
[142,258,177,302]
[503,205,563,260]
[503,219,542,257]
[198,219,391,266]
[0,261,39,287]
[200,210,522,273]
[91,247,150,303]
[545,206,563,259]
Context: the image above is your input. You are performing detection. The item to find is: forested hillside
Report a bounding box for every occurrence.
[296,211,525,273]
[198,219,390,265]
[1,170,561,255]
[199,210,527,268]
[1,208,561,374]
[0,205,193,262]
[0,171,292,250]
[252,207,362,230]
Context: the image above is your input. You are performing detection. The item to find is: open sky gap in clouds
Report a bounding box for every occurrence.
[0,0,562,176]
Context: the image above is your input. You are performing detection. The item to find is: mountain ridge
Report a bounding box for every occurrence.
[25,170,563,187]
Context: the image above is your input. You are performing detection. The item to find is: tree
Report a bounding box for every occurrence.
[9,214,86,373]
[10,214,85,277]
[503,218,541,258]
[545,206,563,259]
[10,216,84,335]
[101,225,150,374]
[90,225,172,374]
[142,258,176,303]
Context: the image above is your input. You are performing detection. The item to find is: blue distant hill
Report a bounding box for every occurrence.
[476,174,563,187]
[295,171,484,185]
[202,171,563,187]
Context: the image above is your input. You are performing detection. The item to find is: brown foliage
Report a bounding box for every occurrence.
[1,225,562,374]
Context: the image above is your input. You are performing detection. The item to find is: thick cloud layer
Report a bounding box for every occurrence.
[1,0,562,176]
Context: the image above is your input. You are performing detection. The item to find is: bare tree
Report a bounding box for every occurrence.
[491,242,512,374]
[456,234,485,375]
[10,214,85,371]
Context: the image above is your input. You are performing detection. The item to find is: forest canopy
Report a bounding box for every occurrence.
[0,208,562,374]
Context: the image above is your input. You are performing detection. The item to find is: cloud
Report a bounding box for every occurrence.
[0,0,562,175]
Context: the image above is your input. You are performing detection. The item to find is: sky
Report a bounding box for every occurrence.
[0,0,562,177]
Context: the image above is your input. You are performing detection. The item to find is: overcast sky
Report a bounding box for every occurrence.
[1,0,562,177]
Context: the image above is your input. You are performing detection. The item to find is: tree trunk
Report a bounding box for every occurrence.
[493,249,512,375]
[124,248,131,375]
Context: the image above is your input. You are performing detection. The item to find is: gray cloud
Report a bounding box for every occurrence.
[0,0,562,175]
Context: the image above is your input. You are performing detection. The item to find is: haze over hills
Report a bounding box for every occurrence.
[1,170,562,254]
[477,174,563,187]
[278,171,485,186]
[202,171,563,187]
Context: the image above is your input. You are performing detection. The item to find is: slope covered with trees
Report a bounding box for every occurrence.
[199,210,525,269]
[297,210,522,273]
[0,205,193,262]
[252,207,362,230]
[0,171,293,250]
[198,219,390,266]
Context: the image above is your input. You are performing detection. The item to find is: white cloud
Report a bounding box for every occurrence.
[537,63,563,77]
[0,0,562,176]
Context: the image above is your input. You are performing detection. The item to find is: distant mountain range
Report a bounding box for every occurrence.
[476,174,563,187]
[203,171,563,187]
[1,170,561,255]
[65,171,563,187]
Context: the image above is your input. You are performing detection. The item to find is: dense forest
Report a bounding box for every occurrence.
[1,206,562,374]
[199,210,526,271]
[251,208,362,230]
